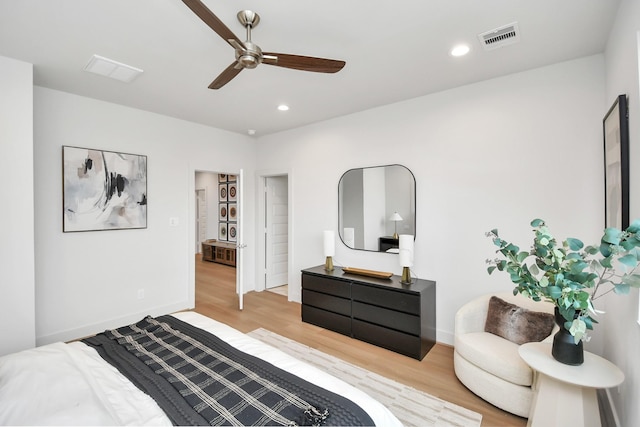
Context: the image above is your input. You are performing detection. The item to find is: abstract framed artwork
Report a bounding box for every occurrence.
[228,182,237,202]
[228,223,238,242]
[228,203,237,221]
[219,183,228,202]
[62,146,147,232]
[603,94,630,229]
[219,222,228,241]
[219,203,228,221]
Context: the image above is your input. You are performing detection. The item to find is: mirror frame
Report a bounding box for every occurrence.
[338,164,416,253]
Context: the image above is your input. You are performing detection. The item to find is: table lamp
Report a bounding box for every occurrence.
[323,230,335,271]
[399,234,414,284]
[389,212,403,239]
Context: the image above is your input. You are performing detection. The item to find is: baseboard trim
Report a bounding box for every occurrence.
[36,301,190,346]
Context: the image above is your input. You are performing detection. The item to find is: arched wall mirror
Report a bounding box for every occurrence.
[338,164,416,252]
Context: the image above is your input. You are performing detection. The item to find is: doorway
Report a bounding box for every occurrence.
[264,176,289,292]
[256,173,290,299]
[194,170,242,309]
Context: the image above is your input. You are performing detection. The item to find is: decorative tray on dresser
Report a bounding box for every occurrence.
[301,265,436,360]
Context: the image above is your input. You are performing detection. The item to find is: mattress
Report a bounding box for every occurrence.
[0,311,401,426]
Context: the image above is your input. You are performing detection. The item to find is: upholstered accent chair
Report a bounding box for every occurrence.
[453,292,557,418]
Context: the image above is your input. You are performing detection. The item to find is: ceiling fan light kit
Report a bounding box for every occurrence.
[182,0,345,89]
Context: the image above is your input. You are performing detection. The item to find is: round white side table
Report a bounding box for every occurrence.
[519,342,624,427]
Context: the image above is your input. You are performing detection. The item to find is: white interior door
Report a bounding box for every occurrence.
[265,176,288,289]
[196,189,207,252]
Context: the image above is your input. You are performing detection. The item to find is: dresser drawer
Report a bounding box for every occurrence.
[352,283,420,315]
[352,301,420,335]
[302,274,350,298]
[302,305,351,336]
[352,319,421,359]
[302,289,351,316]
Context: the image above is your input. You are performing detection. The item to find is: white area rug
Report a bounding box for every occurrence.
[247,328,482,427]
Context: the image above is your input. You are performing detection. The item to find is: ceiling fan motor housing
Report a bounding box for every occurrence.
[235,41,262,68]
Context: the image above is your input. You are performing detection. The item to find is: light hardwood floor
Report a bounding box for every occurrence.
[193,256,526,427]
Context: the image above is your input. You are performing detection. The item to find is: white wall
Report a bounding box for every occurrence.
[255,55,606,349]
[0,56,35,356]
[603,0,640,424]
[33,87,257,345]
[195,171,220,245]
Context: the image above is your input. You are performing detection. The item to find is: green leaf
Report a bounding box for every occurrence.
[619,254,638,268]
[547,286,563,299]
[566,238,584,251]
[505,243,519,253]
[626,219,640,233]
[585,245,599,255]
[623,274,640,288]
[569,261,588,274]
[583,316,594,330]
[569,319,587,343]
[621,238,636,251]
[531,219,545,227]
[487,266,496,275]
[602,228,622,245]
[600,257,613,269]
[614,283,631,294]
[516,251,529,262]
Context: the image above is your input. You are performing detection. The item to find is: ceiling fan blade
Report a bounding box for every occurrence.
[182,0,244,49]
[262,53,345,73]
[209,62,243,89]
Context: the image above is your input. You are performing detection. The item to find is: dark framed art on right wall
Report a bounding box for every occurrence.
[603,94,630,230]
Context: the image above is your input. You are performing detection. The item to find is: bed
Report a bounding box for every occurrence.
[0,311,401,426]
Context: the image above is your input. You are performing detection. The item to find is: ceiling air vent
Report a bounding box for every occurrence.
[478,22,520,50]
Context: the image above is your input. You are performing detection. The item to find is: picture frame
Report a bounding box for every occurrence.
[228,183,237,202]
[62,145,147,232]
[603,94,630,230]
[219,203,228,221]
[218,183,228,202]
[228,203,237,221]
[228,223,238,242]
[218,222,228,241]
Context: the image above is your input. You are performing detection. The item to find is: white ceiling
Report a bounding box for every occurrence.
[0,0,620,136]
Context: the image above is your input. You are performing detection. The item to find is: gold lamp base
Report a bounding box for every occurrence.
[400,266,411,284]
[325,256,334,272]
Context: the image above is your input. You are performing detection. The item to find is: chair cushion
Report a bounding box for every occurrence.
[484,296,555,345]
[455,331,533,386]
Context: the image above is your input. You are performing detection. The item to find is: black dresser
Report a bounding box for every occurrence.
[301,265,436,360]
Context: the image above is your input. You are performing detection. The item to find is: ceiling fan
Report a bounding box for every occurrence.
[182,0,346,89]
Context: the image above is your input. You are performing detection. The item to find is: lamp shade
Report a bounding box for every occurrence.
[389,212,403,222]
[323,230,335,257]
[398,234,414,267]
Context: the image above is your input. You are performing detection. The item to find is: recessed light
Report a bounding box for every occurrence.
[450,44,470,57]
[247,129,256,135]
[277,104,290,111]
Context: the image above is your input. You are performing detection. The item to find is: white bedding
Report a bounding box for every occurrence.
[0,311,401,426]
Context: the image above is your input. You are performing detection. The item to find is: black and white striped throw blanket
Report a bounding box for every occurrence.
[83,315,374,426]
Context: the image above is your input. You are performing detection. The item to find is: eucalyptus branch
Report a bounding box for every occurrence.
[487,218,640,342]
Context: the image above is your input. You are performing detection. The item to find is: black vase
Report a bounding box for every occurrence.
[551,307,584,365]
